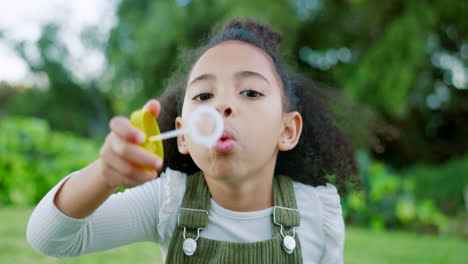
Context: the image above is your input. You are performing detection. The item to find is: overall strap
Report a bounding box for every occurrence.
[272,175,301,230]
[165,173,303,263]
[177,171,210,230]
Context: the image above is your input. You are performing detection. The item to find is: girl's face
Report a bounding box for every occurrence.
[176,40,301,181]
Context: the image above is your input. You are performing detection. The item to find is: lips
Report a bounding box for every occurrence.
[214,128,236,153]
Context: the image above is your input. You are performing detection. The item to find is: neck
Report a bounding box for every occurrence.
[203,163,275,212]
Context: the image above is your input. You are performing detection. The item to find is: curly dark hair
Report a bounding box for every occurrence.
[157,18,359,195]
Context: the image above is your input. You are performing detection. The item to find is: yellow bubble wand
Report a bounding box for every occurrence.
[130,106,223,168]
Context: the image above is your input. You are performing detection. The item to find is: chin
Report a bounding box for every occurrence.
[203,161,242,179]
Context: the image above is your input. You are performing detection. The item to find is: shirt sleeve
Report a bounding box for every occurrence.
[26,167,177,258]
[316,183,345,264]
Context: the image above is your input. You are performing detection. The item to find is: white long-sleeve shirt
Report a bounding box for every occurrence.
[27,167,345,263]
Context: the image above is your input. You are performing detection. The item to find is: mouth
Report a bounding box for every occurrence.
[214,129,236,153]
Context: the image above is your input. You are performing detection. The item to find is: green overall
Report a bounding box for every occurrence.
[165,171,303,263]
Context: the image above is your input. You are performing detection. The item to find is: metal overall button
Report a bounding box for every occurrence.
[273,206,299,254]
[182,227,201,256]
[280,225,297,254]
[177,208,209,256]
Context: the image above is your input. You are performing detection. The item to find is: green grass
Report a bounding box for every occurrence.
[1,207,466,263]
[344,228,466,264]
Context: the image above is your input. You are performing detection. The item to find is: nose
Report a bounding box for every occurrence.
[216,104,233,118]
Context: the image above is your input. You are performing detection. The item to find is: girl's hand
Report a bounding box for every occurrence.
[98,99,163,189]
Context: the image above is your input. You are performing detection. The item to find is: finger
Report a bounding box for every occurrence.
[108,133,163,170]
[130,166,158,184]
[143,99,161,118]
[101,162,141,188]
[101,141,136,176]
[101,147,158,184]
[109,116,145,143]
[99,162,130,189]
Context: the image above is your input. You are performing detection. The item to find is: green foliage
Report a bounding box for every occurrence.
[4,0,465,165]
[0,116,99,206]
[107,0,301,113]
[104,0,468,166]
[343,1,437,118]
[343,151,450,234]
[11,24,112,138]
[402,154,468,215]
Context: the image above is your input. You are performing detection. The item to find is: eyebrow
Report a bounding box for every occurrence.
[188,74,216,87]
[188,71,271,87]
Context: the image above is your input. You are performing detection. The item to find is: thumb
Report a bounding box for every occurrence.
[143,99,161,118]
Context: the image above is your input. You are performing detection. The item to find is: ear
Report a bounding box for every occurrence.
[278,111,303,151]
[175,117,189,154]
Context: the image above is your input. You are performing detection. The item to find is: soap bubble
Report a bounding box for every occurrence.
[149,106,224,148]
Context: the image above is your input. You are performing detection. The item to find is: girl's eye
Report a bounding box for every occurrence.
[193,93,213,101]
[240,90,263,98]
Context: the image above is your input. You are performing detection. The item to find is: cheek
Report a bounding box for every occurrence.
[180,100,193,121]
[187,144,211,170]
[245,107,283,143]
[257,99,283,127]
[179,101,197,133]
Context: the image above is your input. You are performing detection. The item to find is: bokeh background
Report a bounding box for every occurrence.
[0,0,467,263]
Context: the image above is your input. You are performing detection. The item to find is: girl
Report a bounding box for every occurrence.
[27,18,358,263]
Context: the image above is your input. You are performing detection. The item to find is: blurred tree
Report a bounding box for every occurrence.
[106,0,467,166]
[335,0,468,165]
[106,0,301,113]
[3,0,465,166]
[7,24,112,138]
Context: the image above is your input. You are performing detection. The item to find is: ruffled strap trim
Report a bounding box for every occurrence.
[157,167,187,242]
[315,183,344,264]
